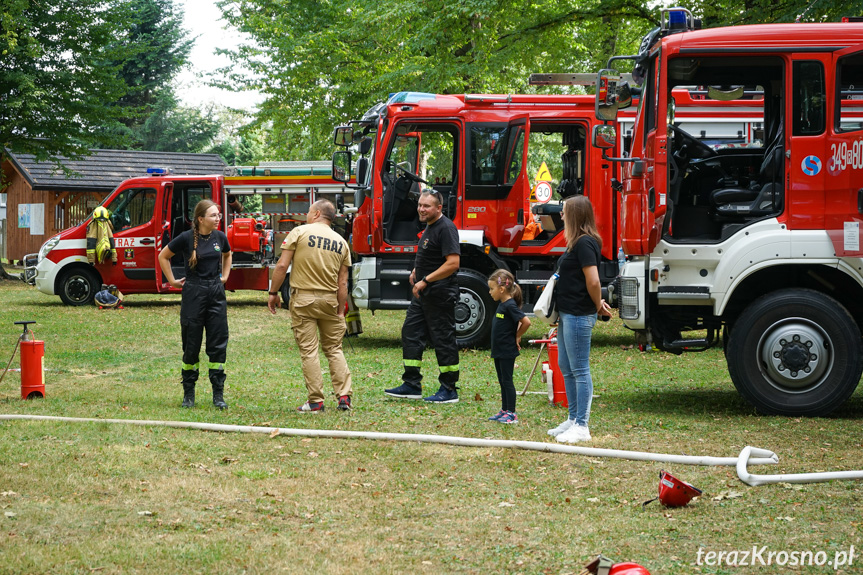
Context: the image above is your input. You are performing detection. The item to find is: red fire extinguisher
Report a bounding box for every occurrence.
[3,321,46,399]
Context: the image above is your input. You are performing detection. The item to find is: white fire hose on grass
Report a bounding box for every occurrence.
[1,414,861,486]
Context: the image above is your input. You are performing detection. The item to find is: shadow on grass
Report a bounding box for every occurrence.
[606,387,863,419]
[606,388,754,416]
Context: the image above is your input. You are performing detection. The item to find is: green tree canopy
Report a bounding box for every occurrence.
[0,0,130,163]
[101,0,201,150]
[216,0,653,160]
[218,0,863,161]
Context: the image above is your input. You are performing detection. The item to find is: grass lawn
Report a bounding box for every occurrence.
[0,278,861,574]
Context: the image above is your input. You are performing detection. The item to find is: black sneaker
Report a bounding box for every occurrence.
[384,383,422,399]
[337,395,352,411]
[423,385,459,404]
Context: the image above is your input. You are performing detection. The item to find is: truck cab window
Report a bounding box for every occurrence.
[468,125,508,185]
[793,61,825,136]
[104,188,157,232]
[837,52,863,133]
[183,185,213,223]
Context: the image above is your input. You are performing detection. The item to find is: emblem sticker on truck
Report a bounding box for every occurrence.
[802,155,822,176]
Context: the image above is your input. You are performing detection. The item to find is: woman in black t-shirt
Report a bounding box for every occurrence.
[158,200,232,410]
[546,196,612,444]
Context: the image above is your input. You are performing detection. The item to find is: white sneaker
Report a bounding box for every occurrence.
[547,418,575,437]
[556,424,591,444]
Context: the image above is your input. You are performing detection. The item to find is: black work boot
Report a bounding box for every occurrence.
[181,369,197,408]
[209,369,228,410]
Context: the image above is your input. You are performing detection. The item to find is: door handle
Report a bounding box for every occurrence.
[140,238,154,245]
[858,189,863,215]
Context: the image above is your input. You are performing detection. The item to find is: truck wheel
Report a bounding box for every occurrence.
[58,267,99,306]
[280,274,291,310]
[455,269,494,349]
[727,288,862,416]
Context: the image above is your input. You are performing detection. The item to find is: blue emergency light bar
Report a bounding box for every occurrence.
[662,7,695,33]
[146,167,173,175]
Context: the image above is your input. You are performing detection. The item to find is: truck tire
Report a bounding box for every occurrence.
[280,274,291,310]
[727,288,863,416]
[58,266,100,306]
[455,269,494,349]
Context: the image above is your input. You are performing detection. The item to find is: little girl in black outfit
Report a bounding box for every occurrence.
[487,269,531,424]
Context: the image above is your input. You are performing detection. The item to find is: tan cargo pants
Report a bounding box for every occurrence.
[289,288,352,403]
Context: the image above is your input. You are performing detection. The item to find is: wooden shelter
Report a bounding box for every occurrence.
[1,150,225,263]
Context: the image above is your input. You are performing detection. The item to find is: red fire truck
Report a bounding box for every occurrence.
[26,162,353,306]
[592,8,863,415]
[330,90,758,347]
[331,92,622,347]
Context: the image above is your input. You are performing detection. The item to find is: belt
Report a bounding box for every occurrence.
[186,278,222,285]
[291,287,335,295]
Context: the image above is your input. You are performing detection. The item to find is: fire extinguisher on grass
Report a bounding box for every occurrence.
[0,321,46,399]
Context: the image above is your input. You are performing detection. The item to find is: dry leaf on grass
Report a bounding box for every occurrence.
[712,490,743,501]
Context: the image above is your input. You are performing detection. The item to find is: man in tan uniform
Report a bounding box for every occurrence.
[267,199,353,412]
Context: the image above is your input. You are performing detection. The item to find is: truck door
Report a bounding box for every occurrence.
[100,184,160,290]
[826,45,863,256]
[621,56,663,255]
[463,116,530,250]
[155,182,174,292]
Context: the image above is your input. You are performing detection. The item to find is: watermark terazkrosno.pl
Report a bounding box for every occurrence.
[696,546,855,570]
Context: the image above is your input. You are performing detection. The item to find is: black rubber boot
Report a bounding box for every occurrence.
[181,369,197,408]
[210,369,227,410]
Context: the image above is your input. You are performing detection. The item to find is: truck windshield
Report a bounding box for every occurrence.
[103,188,157,232]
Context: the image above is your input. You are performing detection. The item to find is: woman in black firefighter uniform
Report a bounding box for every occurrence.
[158,199,232,409]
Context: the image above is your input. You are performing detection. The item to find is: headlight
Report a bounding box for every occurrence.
[38,235,60,261]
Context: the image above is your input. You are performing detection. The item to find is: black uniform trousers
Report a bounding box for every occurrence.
[401,280,460,390]
[180,279,228,382]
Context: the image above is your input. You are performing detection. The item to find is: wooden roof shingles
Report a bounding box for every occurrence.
[6,149,226,192]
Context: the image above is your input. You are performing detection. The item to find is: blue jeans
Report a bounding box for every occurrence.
[556,312,597,426]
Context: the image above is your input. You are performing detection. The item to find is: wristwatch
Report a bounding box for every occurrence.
[421,276,428,284]
[268,291,279,296]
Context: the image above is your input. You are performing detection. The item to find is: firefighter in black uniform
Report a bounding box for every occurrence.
[385,190,461,403]
[158,199,232,409]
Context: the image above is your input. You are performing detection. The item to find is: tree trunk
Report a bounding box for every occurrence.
[0,262,18,281]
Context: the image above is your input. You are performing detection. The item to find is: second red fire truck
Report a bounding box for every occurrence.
[592,8,863,416]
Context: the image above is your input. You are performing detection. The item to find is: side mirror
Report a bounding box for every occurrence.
[333,126,353,147]
[592,124,617,150]
[332,150,352,182]
[595,69,622,122]
[359,137,372,156]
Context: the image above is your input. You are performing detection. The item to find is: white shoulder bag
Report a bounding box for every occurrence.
[533,273,559,324]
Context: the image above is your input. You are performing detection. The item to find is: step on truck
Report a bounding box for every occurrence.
[592,8,863,415]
